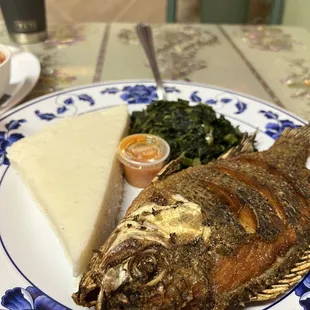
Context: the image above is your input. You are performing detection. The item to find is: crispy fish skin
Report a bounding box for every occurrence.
[73,126,310,310]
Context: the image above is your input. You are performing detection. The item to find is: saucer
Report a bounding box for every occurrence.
[0,45,40,115]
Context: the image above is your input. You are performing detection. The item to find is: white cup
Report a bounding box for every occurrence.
[0,44,11,100]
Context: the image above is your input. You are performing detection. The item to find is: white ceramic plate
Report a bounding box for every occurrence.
[0,45,41,116]
[0,81,309,310]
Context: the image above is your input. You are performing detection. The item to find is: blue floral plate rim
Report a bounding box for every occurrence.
[0,79,306,124]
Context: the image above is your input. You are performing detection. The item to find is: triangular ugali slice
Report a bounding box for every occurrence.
[7,105,129,276]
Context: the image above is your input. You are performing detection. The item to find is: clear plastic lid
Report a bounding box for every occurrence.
[118,134,170,169]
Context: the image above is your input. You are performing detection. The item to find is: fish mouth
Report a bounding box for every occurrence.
[73,268,167,310]
[72,285,100,308]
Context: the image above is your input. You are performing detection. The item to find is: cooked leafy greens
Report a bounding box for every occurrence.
[129,99,244,167]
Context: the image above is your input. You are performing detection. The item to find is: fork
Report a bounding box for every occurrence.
[136,23,167,101]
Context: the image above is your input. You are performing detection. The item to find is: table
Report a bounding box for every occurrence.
[0,22,310,120]
[0,21,310,309]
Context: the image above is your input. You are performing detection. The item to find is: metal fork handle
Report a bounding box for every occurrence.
[136,23,167,100]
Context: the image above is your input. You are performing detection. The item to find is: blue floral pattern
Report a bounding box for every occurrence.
[35,85,181,121]
[189,91,247,114]
[296,273,310,309]
[35,94,95,121]
[100,87,120,94]
[0,119,26,166]
[100,84,180,104]
[259,110,301,139]
[121,85,158,103]
[1,286,68,310]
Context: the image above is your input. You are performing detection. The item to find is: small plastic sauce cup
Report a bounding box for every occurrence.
[118,134,170,188]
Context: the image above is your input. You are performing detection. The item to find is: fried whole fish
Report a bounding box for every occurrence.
[73,126,310,310]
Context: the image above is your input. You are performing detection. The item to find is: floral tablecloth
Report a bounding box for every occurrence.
[0,22,107,100]
[1,22,310,120]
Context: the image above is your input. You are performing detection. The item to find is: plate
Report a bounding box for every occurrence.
[0,80,308,310]
[0,45,41,116]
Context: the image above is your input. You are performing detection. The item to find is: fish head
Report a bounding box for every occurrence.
[100,242,172,308]
[74,196,212,309]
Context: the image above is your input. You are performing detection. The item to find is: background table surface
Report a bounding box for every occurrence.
[1,22,310,120]
[0,21,310,310]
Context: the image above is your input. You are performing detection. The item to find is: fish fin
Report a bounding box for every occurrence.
[152,156,184,182]
[153,133,257,182]
[250,246,310,302]
[278,124,310,140]
[267,124,310,168]
[219,132,257,160]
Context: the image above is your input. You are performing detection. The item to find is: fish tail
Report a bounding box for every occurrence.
[268,124,310,167]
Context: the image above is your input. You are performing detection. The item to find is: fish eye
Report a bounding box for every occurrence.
[129,252,158,283]
[128,247,169,285]
[137,254,157,273]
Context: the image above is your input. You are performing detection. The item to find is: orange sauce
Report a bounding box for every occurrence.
[118,134,170,188]
[123,165,164,188]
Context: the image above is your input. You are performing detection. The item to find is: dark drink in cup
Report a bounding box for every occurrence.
[0,0,47,44]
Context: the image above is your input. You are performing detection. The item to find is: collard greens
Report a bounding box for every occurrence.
[129,99,243,167]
